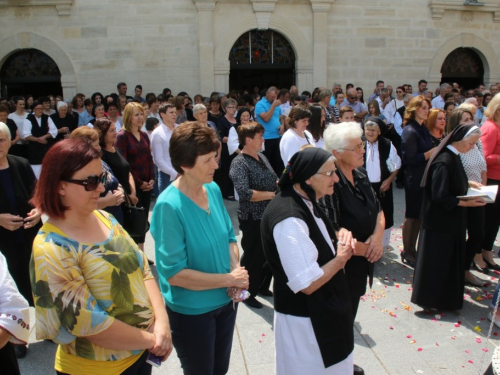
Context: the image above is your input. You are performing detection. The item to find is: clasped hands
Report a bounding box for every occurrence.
[338,228,383,263]
[227,266,249,302]
[147,321,173,361]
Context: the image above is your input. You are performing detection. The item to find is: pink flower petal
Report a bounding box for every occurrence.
[417,348,423,352]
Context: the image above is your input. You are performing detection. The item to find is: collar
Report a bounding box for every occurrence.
[446,144,459,155]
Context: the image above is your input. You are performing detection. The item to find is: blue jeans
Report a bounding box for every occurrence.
[153,165,159,197]
[158,171,172,194]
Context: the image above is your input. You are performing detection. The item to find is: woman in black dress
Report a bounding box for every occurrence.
[50,101,76,142]
[229,122,277,309]
[217,98,238,199]
[400,96,436,267]
[411,124,485,311]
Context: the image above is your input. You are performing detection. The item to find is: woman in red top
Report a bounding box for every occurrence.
[480,95,500,270]
[115,102,154,255]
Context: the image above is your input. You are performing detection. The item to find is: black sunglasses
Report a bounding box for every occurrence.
[62,173,106,191]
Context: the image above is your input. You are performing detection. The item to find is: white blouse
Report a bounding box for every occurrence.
[365,140,402,183]
[279,129,315,166]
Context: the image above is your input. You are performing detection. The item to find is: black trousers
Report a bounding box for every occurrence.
[0,342,20,375]
[131,189,152,244]
[1,240,34,306]
[239,218,272,296]
[482,179,500,251]
[167,302,237,375]
[263,138,284,177]
[465,206,485,270]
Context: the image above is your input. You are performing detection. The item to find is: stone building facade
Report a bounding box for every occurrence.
[0,0,499,99]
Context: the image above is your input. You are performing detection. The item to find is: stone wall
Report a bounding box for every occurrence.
[0,0,499,98]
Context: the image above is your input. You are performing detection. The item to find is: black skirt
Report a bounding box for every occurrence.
[371,182,394,229]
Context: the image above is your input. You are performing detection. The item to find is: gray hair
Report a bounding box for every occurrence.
[0,122,11,140]
[333,82,341,88]
[323,122,363,153]
[380,88,389,94]
[440,83,451,90]
[318,89,333,101]
[57,101,68,111]
[458,102,477,114]
[464,97,478,104]
[193,103,207,116]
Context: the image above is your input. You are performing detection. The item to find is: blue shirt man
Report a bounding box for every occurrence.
[255,87,284,176]
[341,88,368,123]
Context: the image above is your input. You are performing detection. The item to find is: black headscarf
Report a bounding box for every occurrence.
[279,147,332,217]
[364,116,388,136]
[420,124,479,187]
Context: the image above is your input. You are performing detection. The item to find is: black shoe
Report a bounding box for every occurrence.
[483,257,500,271]
[354,364,365,375]
[243,296,263,309]
[258,289,273,297]
[472,262,489,274]
[400,252,416,268]
[14,345,27,359]
[147,258,154,265]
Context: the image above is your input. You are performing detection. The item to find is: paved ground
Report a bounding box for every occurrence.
[19,188,500,374]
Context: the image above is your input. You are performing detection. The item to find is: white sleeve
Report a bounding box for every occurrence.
[151,132,177,179]
[47,117,58,138]
[389,142,402,170]
[394,112,403,136]
[279,132,298,166]
[22,118,32,138]
[273,217,324,293]
[0,253,30,345]
[227,127,239,155]
[384,101,396,124]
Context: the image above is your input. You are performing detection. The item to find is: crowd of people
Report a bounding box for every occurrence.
[1,78,500,374]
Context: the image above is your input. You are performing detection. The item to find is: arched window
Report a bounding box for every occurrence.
[229,30,296,91]
[441,48,484,89]
[1,49,62,98]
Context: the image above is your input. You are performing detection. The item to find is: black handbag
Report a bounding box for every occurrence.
[122,192,149,237]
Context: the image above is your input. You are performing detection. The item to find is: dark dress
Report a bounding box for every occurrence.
[401,119,432,219]
[411,148,469,310]
[50,112,77,142]
[363,136,394,229]
[318,167,381,318]
[217,116,237,198]
[100,161,124,225]
[0,155,42,306]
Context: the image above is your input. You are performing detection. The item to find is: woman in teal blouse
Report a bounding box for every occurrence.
[151,122,249,374]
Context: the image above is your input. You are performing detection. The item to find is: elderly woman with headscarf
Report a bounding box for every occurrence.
[411,125,486,311]
[50,101,77,142]
[363,117,401,248]
[261,147,356,375]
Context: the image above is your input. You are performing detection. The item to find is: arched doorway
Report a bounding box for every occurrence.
[441,48,484,90]
[1,49,62,99]
[229,30,295,92]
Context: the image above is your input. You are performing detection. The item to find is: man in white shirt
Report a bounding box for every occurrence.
[278,89,291,116]
[375,88,390,119]
[431,83,451,109]
[151,103,178,193]
[22,100,58,178]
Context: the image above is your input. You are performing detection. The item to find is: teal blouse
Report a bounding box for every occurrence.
[151,182,236,315]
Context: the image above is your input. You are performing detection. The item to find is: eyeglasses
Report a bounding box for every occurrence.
[341,141,366,152]
[62,173,106,191]
[317,170,336,177]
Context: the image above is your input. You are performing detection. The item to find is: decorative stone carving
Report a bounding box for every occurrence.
[250,0,278,30]
[429,1,500,22]
[14,6,30,19]
[461,10,474,21]
[0,1,73,17]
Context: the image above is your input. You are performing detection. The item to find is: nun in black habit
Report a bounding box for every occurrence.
[411,124,486,311]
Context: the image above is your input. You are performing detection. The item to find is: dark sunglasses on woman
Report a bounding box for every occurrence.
[62,173,106,191]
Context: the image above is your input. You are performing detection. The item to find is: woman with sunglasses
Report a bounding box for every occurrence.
[30,138,172,375]
[319,122,384,375]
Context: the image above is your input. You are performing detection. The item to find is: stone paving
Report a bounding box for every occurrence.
[19,188,500,374]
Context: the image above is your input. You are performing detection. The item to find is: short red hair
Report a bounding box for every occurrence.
[31,138,101,218]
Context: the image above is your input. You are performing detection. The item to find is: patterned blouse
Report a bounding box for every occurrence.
[460,139,487,183]
[115,130,154,189]
[229,153,278,221]
[31,211,154,372]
